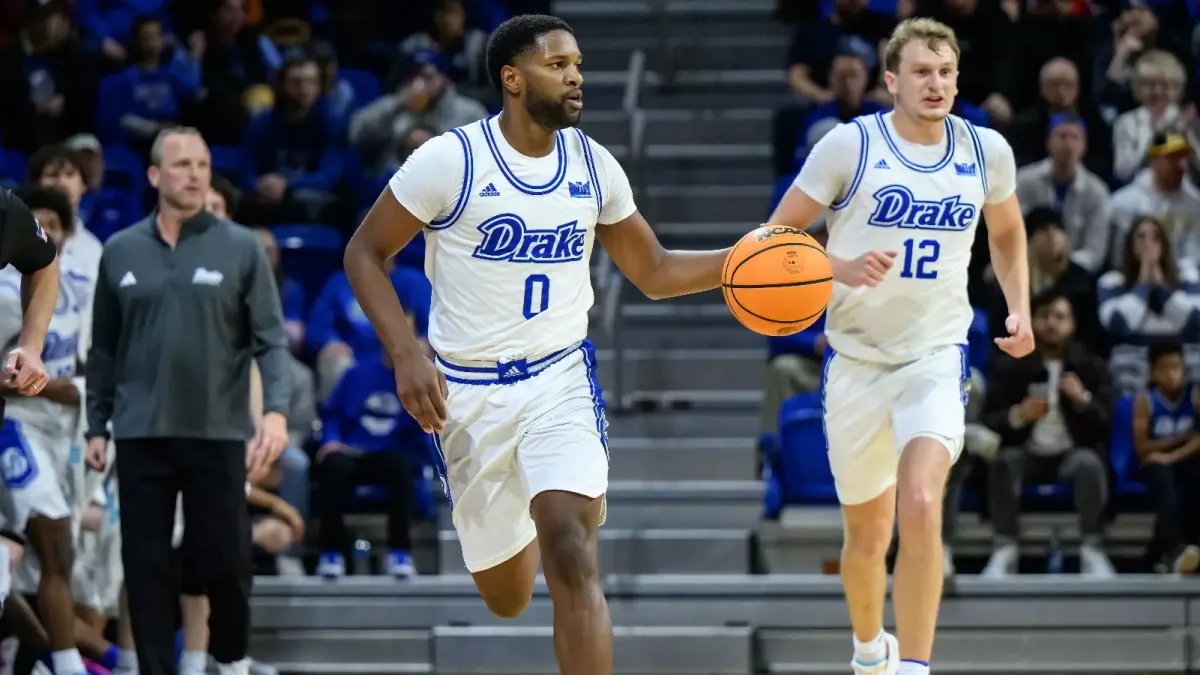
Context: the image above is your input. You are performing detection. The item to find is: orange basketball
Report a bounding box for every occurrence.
[722,224,833,336]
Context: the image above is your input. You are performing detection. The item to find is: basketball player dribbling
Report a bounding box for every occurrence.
[343,14,735,675]
[770,19,1035,675]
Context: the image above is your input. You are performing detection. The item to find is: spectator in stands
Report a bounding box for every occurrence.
[62,133,144,241]
[1014,114,1113,272]
[240,53,348,226]
[1133,343,1200,574]
[349,50,487,177]
[773,0,894,177]
[1009,0,1095,114]
[77,0,170,62]
[783,52,884,178]
[187,0,269,145]
[311,40,356,121]
[398,0,490,96]
[1099,215,1200,394]
[981,292,1115,578]
[28,145,103,304]
[96,15,203,154]
[309,262,432,399]
[985,208,1099,349]
[0,1,96,154]
[252,226,307,354]
[1110,133,1200,268]
[1112,50,1192,184]
[759,313,824,467]
[942,367,997,588]
[917,0,1016,126]
[1093,4,1192,114]
[315,350,429,579]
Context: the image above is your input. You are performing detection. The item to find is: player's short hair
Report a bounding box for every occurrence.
[884,18,960,73]
[485,14,574,92]
[1150,341,1185,367]
[14,183,75,237]
[27,144,85,183]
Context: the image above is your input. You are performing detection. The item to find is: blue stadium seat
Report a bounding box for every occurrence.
[102,145,145,192]
[340,68,382,110]
[777,392,838,504]
[270,224,343,303]
[968,307,989,374]
[1110,394,1145,496]
[0,149,26,188]
[209,145,242,179]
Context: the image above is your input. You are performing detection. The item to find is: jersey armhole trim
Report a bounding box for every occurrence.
[574,129,605,217]
[427,127,474,231]
[962,120,989,197]
[830,118,869,211]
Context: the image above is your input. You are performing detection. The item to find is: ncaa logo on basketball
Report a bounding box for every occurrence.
[866,185,976,232]
[755,225,806,242]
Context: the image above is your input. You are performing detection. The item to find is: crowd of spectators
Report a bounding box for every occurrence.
[763,0,1200,578]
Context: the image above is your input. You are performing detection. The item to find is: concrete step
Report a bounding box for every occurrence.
[642,184,773,224]
[584,68,786,110]
[607,408,760,438]
[591,314,762,350]
[610,143,773,186]
[560,0,781,40]
[579,36,787,72]
[277,667,428,674]
[435,625,755,674]
[438,528,753,574]
[251,630,429,666]
[593,347,765,395]
[582,108,773,147]
[605,435,757,481]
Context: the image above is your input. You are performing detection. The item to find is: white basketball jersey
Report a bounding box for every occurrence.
[795,111,1015,365]
[390,114,636,362]
[0,263,83,435]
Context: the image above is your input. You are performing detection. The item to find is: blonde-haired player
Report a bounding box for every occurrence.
[770,18,1034,675]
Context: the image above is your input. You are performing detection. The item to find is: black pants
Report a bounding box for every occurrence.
[317,449,413,553]
[1141,454,1200,553]
[117,438,252,675]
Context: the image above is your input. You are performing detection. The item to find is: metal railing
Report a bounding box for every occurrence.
[594,49,646,413]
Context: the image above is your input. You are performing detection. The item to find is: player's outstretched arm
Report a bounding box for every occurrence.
[344,189,447,432]
[770,187,896,288]
[595,210,729,300]
[981,133,1034,358]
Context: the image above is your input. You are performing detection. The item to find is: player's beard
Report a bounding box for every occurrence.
[525,88,580,130]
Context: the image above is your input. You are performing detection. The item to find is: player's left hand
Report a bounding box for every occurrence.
[4,346,48,396]
[248,411,288,480]
[994,313,1034,358]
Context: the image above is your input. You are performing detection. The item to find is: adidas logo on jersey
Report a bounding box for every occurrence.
[479,183,501,197]
[874,159,890,169]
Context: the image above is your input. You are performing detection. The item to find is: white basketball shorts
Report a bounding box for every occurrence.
[822,344,969,505]
[0,419,72,531]
[433,340,609,573]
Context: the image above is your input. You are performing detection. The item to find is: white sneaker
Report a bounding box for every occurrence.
[851,632,899,674]
[1080,544,1116,578]
[981,542,1018,578]
[943,545,958,594]
[247,657,279,675]
[964,423,1000,461]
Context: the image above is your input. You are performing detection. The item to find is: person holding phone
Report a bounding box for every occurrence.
[979,292,1115,578]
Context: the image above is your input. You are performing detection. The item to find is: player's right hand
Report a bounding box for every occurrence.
[84,436,108,471]
[4,347,48,396]
[394,350,448,434]
[834,251,897,287]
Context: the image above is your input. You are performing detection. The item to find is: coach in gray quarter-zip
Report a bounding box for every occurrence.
[82,127,290,675]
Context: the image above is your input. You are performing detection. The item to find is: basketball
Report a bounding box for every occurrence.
[722,224,833,336]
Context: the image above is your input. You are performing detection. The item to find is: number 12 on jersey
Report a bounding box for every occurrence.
[900,238,940,280]
[523,274,550,319]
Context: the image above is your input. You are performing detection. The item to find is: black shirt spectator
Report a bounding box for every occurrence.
[785,0,895,104]
[917,0,1017,125]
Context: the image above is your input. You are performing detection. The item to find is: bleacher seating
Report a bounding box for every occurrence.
[269,223,343,303]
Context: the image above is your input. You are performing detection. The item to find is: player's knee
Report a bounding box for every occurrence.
[896,484,941,538]
[540,520,596,591]
[480,588,532,619]
[843,520,892,560]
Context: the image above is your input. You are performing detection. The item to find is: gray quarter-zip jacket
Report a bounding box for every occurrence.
[85,210,290,441]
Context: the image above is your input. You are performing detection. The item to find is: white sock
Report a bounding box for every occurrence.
[117,649,138,669]
[852,629,887,664]
[51,649,85,675]
[180,650,207,674]
[217,658,250,675]
[898,659,930,674]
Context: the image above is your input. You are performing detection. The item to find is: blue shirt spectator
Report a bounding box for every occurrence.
[77,0,169,50]
[319,355,425,453]
[307,265,432,358]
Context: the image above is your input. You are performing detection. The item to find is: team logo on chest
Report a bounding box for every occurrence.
[865,184,976,232]
[472,214,586,263]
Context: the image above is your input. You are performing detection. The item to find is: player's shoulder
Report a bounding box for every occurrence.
[573,129,619,165]
[810,118,868,154]
[951,116,1011,155]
